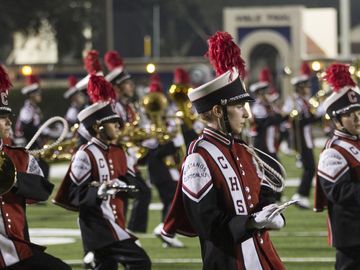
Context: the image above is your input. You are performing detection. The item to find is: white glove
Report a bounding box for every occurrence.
[172,133,185,147]
[265,214,285,230]
[251,204,284,230]
[315,102,326,118]
[141,138,159,149]
[97,179,128,199]
[282,97,294,114]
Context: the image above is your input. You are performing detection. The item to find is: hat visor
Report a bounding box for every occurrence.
[226,94,255,106]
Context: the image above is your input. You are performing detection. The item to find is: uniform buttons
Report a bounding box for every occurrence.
[7,219,11,223]
[249,203,254,208]
[2,202,4,205]
[247,195,252,200]
[260,238,264,245]
[109,164,114,169]
[8,225,11,228]
[5,213,8,217]
[236,157,239,161]
[110,170,114,175]
[109,159,113,164]
[245,187,250,193]
[257,232,261,237]
[112,204,116,209]
[242,170,245,176]
[112,211,117,215]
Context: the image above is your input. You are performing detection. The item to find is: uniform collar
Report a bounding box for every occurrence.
[334,129,359,141]
[0,139,3,150]
[203,127,232,147]
[90,137,109,150]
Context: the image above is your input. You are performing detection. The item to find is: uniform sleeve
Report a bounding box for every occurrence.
[14,154,54,201]
[181,152,253,251]
[317,148,360,206]
[68,150,98,208]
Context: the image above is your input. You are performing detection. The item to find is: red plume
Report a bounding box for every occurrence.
[25,74,39,85]
[67,75,77,87]
[258,67,273,83]
[0,65,12,92]
[324,63,355,93]
[301,62,311,76]
[174,67,190,85]
[205,31,245,78]
[84,50,102,75]
[87,74,116,103]
[148,74,163,93]
[104,51,124,71]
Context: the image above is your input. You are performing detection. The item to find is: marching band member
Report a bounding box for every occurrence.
[315,63,360,270]
[289,62,322,209]
[249,67,289,200]
[54,75,151,270]
[141,74,185,248]
[15,74,54,181]
[0,65,70,270]
[63,75,87,127]
[161,32,286,270]
[169,67,204,147]
[104,50,151,234]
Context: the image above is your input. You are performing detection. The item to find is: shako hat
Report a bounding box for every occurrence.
[76,50,104,91]
[104,50,131,85]
[0,65,13,115]
[323,63,360,118]
[63,75,79,99]
[21,74,41,95]
[188,31,253,114]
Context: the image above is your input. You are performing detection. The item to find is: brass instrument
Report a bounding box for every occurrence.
[168,83,196,129]
[39,127,79,162]
[0,151,16,195]
[28,118,78,163]
[141,91,186,169]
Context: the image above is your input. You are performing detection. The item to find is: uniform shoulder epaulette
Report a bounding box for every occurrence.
[3,144,26,151]
[187,135,204,155]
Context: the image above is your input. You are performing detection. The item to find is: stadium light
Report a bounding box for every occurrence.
[21,65,33,76]
[146,63,156,74]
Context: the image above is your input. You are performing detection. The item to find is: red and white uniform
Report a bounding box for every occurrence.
[55,137,135,252]
[0,140,53,268]
[163,128,284,270]
[315,130,360,248]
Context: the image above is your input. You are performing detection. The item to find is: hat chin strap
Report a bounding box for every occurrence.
[221,104,233,137]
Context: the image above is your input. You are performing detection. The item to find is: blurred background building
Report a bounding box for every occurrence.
[0,0,359,115]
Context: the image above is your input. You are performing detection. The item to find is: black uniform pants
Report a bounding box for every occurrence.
[5,251,71,270]
[127,173,151,233]
[297,147,315,197]
[336,246,360,270]
[94,239,151,270]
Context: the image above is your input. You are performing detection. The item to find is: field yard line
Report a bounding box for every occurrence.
[29,228,328,238]
[64,257,335,265]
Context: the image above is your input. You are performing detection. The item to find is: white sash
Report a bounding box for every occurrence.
[87,145,110,183]
[198,140,248,215]
[87,145,130,240]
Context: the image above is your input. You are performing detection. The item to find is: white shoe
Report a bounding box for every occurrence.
[158,234,184,248]
[292,193,310,209]
[153,223,164,236]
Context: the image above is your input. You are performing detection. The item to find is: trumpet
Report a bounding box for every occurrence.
[0,151,16,195]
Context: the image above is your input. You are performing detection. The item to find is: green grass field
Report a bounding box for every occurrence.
[27,149,336,270]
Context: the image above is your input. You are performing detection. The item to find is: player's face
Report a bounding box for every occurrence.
[119,80,135,99]
[227,102,249,134]
[30,92,42,104]
[0,115,12,139]
[340,109,360,135]
[103,121,121,141]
